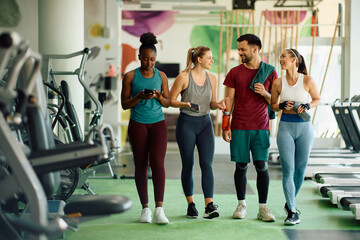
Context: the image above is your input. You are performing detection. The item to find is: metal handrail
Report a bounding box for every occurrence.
[42,48,102,124]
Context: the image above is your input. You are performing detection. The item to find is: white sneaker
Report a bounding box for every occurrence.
[153,207,169,224]
[140,208,152,223]
[233,202,247,219]
[257,206,276,222]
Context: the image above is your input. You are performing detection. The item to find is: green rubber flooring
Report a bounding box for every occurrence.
[64,178,360,240]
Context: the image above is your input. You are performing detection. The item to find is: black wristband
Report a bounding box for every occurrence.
[279,101,288,110]
[300,103,310,110]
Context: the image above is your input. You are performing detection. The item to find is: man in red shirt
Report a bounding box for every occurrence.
[221,34,278,222]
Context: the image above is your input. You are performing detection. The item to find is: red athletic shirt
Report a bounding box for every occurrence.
[223,64,278,130]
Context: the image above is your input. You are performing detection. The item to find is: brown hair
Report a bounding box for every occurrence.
[183,46,211,72]
[287,48,308,75]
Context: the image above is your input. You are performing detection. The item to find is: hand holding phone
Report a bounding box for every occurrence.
[144,89,154,94]
[190,103,200,113]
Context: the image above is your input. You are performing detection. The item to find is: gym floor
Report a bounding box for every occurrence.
[64,142,360,240]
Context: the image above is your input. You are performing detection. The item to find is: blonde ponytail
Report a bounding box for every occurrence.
[182,46,211,72]
[183,48,195,72]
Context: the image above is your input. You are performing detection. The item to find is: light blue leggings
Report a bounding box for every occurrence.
[277,114,314,211]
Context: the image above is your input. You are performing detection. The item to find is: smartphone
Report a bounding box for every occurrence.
[190,103,200,113]
[144,89,154,94]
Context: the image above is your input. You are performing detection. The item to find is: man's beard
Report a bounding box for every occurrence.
[240,55,252,63]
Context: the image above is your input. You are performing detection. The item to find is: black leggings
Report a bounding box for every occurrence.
[176,113,215,198]
[234,161,269,203]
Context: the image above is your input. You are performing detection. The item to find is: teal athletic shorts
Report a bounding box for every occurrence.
[230,129,270,163]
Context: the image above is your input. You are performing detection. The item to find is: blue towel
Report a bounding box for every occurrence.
[250,61,276,120]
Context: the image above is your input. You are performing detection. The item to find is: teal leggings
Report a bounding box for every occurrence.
[277,114,314,211]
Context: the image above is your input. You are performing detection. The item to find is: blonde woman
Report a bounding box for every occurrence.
[170,46,225,219]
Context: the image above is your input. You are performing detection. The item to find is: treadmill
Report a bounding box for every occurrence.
[313,172,360,184]
[334,98,360,214]
[331,102,355,150]
[337,102,360,152]
[319,185,360,198]
[318,184,360,204]
[307,101,360,178]
[310,101,360,156]
[311,100,360,220]
[339,197,360,220]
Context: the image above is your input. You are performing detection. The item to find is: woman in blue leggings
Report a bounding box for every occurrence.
[271,48,320,225]
[170,46,225,219]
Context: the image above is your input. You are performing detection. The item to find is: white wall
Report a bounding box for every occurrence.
[347,0,360,99]
[84,0,122,147]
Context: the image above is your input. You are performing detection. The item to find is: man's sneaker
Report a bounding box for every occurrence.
[233,202,247,219]
[203,202,219,219]
[284,211,301,225]
[153,207,169,224]
[140,207,152,223]
[257,206,276,222]
[187,202,198,218]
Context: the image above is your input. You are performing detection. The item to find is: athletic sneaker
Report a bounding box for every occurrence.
[284,203,290,214]
[233,202,247,219]
[187,202,198,218]
[257,206,276,222]
[203,202,219,219]
[284,211,301,225]
[140,207,152,223]
[153,207,169,224]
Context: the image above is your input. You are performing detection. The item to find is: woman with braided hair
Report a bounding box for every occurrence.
[271,48,320,225]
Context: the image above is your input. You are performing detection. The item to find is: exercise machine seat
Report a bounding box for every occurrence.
[64,195,132,216]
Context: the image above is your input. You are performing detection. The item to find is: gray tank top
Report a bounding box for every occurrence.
[180,71,212,116]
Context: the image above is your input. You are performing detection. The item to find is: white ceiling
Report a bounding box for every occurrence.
[121,0,230,11]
